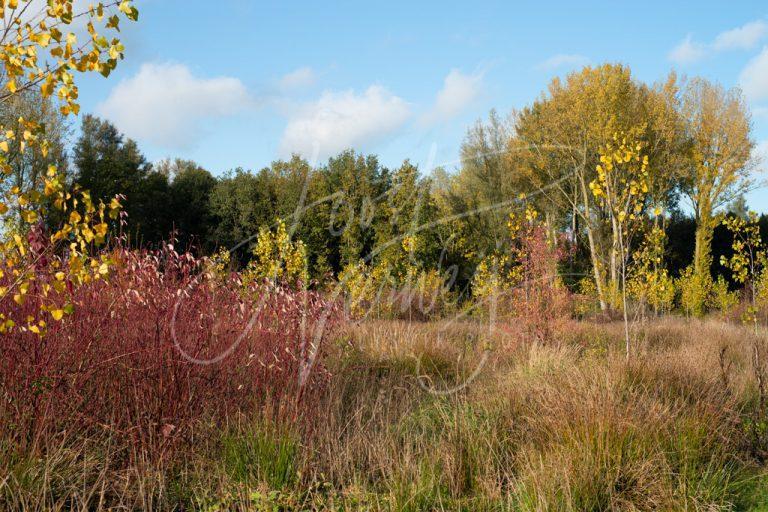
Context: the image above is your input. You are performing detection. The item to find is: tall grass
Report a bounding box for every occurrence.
[4,250,768,510]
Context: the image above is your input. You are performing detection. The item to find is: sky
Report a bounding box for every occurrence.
[75,0,768,211]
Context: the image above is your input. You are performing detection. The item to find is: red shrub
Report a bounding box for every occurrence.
[0,244,340,456]
[501,225,573,345]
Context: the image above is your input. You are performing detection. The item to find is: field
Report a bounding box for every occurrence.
[4,260,768,512]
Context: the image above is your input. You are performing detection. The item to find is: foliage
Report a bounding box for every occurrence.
[439,109,519,261]
[720,212,768,325]
[0,88,69,212]
[628,223,675,314]
[1,244,340,455]
[338,235,455,321]
[590,134,651,355]
[677,265,712,318]
[679,78,754,293]
[244,219,308,288]
[0,1,137,111]
[0,180,122,333]
[168,162,216,251]
[509,64,684,310]
[711,275,739,317]
[471,205,572,342]
[471,205,539,305]
[73,115,172,244]
[0,1,139,332]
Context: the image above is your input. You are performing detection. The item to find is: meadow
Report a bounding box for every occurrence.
[3,243,768,511]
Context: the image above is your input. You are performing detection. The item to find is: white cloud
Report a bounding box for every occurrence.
[280,85,410,158]
[713,20,768,50]
[279,67,316,90]
[670,20,768,64]
[97,62,250,149]
[423,69,483,124]
[536,54,589,71]
[739,46,768,102]
[668,35,707,64]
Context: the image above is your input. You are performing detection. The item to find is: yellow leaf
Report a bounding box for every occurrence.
[50,309,64,321]
[20,210,38,223]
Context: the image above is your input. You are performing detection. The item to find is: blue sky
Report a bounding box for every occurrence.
[76,0,768,210]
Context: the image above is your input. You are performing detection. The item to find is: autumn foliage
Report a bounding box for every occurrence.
[0,243,340,456]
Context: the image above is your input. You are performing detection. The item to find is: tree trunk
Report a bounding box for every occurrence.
[585,224,607,310]
[578,172,608,310]
[693,199,714,279]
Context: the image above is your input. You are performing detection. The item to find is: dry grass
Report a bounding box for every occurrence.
[4,317,768,510]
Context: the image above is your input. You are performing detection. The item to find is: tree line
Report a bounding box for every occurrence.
[6,63,765,314]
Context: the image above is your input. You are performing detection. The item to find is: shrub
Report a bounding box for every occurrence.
[629,224,676,315]
[0,243,340,458]
[244,219,308,288]
[677,265,712,318]
[339,259,456,321]
[472,206,572,343]
[711,275,739,318]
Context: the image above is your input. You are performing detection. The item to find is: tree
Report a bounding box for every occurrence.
[322,150,390,268]
[376,160,438,267]
[679,78,754,314]
[720,212,767,326]
[208,157,333,278]
[168,163,216,252]
[452,110,520,254]
[73,115,167,244]
[0,0,138,332]
[73,115,147,201]
[208,169,273,255]
[0,88,69,220]
[589,135,650,356]
[510,64,684,310]
[629,223,675,316]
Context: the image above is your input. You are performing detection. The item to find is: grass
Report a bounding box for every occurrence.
[4,317,768,510]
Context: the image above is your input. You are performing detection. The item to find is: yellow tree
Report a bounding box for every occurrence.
[679,78,754,314]
[245,219,308,288]
[629,222,675,316]
[590,135,650,357]
[720,212,767,327]
[0,0,138,333]
[511,64,684,311]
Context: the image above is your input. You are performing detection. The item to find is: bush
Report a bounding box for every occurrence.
[472,208,573,343]
[677,265,712,318]
[711,275,739,318]
[0,243,340,458]
[339,261,456,321]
